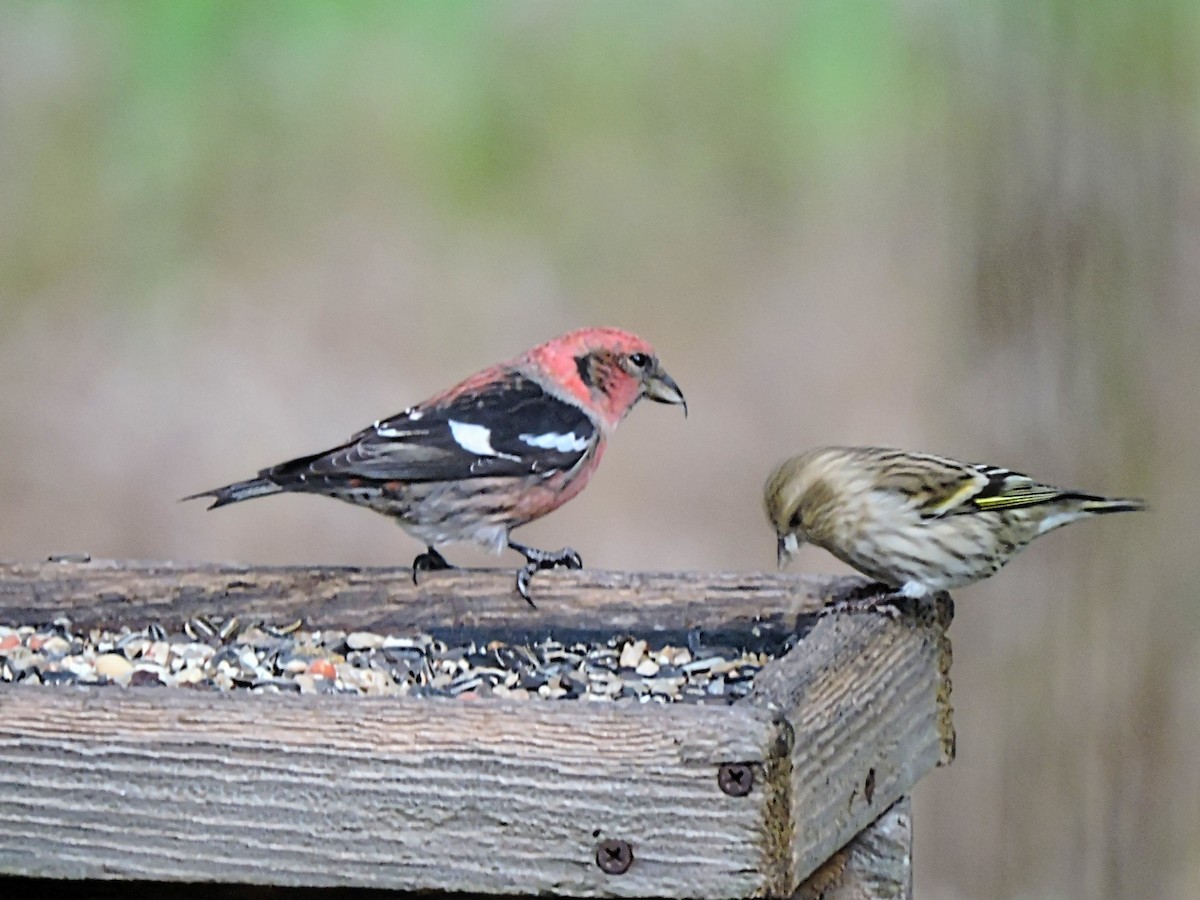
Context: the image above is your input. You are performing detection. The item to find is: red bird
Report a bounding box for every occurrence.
[186,327,686,603]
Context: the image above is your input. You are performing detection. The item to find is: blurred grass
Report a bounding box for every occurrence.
[1,2,1198,897]
[3,1,939,313]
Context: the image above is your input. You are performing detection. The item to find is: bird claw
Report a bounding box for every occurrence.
[411,546,454,585]
[515,565,539,608]
[821,581,904,620]
[555,548,584,570]
[509,542,583,607]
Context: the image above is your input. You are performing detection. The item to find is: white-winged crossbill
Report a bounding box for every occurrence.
[187,327,686,603]
[765,446,1144,598]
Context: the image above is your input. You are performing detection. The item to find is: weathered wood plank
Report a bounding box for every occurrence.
[0,797,913,900]
[0,685,791,898]
[0,560,834,645]
[747,598,953,888]
[795,797,912,899]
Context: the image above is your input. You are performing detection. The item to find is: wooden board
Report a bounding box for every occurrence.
[0,685,790,897]
[797,797,913,899]
[0,559,831,647]
[750,597,954,887]
[0,801,915,900]
[0,561,952,898]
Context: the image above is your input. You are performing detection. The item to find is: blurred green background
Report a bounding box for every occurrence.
[2,2,1197,896]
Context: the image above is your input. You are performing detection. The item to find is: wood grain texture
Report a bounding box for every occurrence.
[795,797,912,899]
[747,598,953,887]
[0,685,790,898]
[0,561,951,898]
[0,559,840,646]
[0,798,912,900]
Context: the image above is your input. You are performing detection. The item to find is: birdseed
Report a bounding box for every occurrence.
[0,620,776,703]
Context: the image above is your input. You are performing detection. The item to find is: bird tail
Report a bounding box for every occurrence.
[181,477,282,510]
[1078,495,1147,515]
[1034,494,1145,536]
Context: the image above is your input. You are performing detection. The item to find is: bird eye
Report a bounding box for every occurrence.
[628,352,650,368]
[788,510,803,529]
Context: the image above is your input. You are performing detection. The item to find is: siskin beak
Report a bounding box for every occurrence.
[776,532,798,569]
[643,366,687,417]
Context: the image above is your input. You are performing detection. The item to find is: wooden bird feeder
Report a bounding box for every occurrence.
[0,560,954,898]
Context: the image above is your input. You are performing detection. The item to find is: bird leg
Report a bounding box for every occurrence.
[508,540,583,607]
[411,546,455,585]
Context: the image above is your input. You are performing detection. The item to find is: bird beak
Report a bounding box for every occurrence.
[776,533,799,569]
[643,366,687,417]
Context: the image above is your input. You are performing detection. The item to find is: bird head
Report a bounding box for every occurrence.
[528,327,686,430]
[764,452,829,568]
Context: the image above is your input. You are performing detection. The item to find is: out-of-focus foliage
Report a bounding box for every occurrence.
[1,3,1197,897]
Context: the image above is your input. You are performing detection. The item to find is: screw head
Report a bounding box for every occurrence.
[595,839,634,875]
[718,762,754,797]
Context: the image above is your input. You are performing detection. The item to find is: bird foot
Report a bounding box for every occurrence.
[821,581,904,620]
[411,546,455,585]
[509,542,583,608]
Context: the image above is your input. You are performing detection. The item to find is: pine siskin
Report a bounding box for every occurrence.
[764,446,1145,597]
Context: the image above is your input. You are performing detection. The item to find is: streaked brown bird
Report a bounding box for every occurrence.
[765,446,1145,597]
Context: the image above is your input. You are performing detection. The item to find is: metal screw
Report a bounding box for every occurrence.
[718,763,754,797]
[595,839,634,875]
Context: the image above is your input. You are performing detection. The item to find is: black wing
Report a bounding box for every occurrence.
[262,370,596,486]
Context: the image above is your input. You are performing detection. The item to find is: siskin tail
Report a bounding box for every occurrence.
[1079,496,1147,515]
[181,477,282,510]
[1034,494,1146,536]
